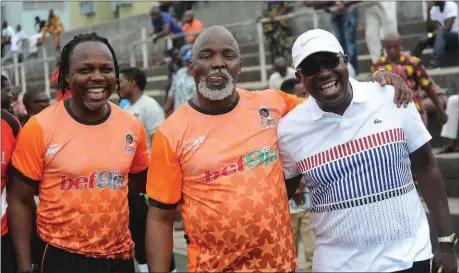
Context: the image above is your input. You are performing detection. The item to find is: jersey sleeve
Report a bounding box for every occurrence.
[129,120,150,174]
[402,101,432,153]
[146,129,183,209]
[11,117,45,185]
[274,90,305,116]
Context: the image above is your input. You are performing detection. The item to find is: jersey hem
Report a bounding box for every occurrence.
[148,198,178,210]
[10,165,40,186]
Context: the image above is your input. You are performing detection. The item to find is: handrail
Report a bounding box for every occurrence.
[129,7,319,87]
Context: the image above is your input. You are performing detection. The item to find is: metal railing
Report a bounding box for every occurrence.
[0,32,137,96]
[128,7,319,88]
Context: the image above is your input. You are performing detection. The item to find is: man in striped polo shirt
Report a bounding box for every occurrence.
[278,29,457,273]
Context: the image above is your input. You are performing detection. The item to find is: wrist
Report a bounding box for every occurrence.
[372,69,386,82]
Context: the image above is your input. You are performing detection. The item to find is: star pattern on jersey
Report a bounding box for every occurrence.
[37,184,134,259]
[183,172,297,272]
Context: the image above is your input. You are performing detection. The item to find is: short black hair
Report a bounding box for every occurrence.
[58,32,120,97]
[23,88,46,107]
[280,78,300,94]
[1,75,8,88]
[120,67,147,91]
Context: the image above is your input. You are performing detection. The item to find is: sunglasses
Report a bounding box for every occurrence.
[297,53,341,77]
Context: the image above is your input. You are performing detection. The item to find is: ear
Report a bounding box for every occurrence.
[189,61,194,76]
[238,61,242,74]
[343,55,349,65]
[295,71,302,80]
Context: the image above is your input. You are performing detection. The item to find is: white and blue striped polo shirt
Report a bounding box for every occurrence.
[278,78,433,272]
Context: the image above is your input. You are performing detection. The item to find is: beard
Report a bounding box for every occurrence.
[197,69,235,101]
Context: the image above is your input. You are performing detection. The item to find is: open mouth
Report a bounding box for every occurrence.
[85,87,106,100]
[318,79,340,97]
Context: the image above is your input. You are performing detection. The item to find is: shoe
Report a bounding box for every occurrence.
[427,61,439,69]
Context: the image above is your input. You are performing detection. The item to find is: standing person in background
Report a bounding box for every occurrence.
[257,1,295,63]
[181,10,204,44]
[119,67,174,272]
[50,54,72,102]
[305,1,359,74]
[39,9,64,51]
[1,22,14,58]
[119,67,164,155]
[163,45,196,117]
[35,16,46,33]
[438,92,458,154]
[269,56,296,89]
[2,24,27,64]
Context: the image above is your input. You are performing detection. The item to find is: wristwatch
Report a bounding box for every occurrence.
[427,32,433,38]
[438,233,458,246]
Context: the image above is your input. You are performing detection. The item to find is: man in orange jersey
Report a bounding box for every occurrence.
[1,107,21,273]
[8,33,149,273]
[145,25,413,273]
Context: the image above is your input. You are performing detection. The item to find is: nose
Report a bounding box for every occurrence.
[316,65,333,78]
[90,69,105,81]
[211,54,225,69]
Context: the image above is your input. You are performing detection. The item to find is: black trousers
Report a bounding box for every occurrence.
[127,184,176,271]
[394,259,430,273]
[1,233,17,273]
[41,244,135,273]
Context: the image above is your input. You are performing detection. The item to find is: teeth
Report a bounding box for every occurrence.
[321,81,336,89]
[88,88,104,93]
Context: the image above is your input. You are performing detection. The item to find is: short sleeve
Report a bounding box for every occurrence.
[143,101,165,137]
[11,117,45,184]
[162,13,172,26]
[129,120,150,174]
[146,130,183,209]
[277,122,300,179]
[402,102,432,153]
[274,90,305,116]
[444,2,458,18]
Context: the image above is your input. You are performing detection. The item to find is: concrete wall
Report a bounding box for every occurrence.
[1,1,70,37]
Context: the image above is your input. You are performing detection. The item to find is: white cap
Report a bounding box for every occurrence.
[292,29,344,69]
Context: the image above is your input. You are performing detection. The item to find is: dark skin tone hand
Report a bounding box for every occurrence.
[410,143,457,273]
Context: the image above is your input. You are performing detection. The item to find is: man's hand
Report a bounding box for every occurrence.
[432,243,458,273]
[372,70,413,108]
[439,112,449,124]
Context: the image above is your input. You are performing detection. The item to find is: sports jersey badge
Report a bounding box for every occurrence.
[124,132,136,155]
[259,106,277,128]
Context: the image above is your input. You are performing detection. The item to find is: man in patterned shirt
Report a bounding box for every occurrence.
[163,46,196,117]
[371,33,448,125]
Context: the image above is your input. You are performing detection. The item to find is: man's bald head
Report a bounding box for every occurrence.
[274,56,288,75]
[184,10,194,23]
[150,7,161,19]
[383,32,402,61]
[192,25,240,60]
[383,33,401,43]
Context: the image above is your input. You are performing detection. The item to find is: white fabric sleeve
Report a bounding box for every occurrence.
[143,102,165,137]
[444,2,458,19]
[402,102,432,153]
[277,121,300,179]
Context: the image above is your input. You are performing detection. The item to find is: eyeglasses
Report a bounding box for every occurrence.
[297,53,341,77]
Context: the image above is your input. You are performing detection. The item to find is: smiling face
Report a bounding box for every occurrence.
[297,52,350,108]
[67,41,116,113]
[190,26,241,101]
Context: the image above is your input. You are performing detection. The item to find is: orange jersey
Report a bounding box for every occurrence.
[147,88,304,272]
[1,110,21,236]
[11,100,149,258]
